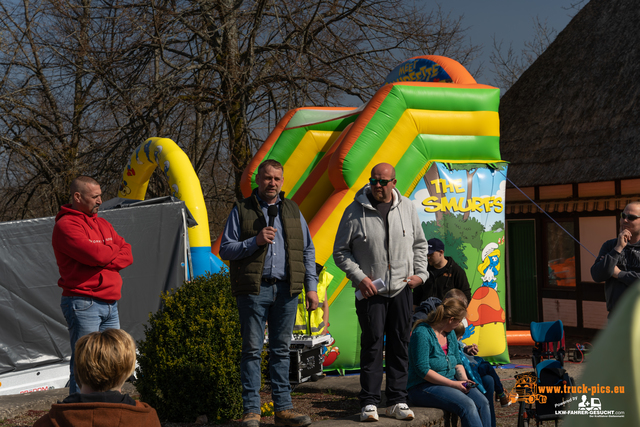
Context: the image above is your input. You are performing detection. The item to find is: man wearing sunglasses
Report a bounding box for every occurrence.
[334,163,428,422]
[591,202,640,315]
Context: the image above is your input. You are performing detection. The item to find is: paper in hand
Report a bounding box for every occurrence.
[355,278,386,300]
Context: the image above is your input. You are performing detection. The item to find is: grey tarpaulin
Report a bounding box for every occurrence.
[0,198,190,375]
[100,196,198,228]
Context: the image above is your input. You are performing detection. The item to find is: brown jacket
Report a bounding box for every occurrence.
[34,400,161,427]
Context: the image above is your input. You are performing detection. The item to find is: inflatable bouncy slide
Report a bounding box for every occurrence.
[117,138,225,277]
[213,55,511,368]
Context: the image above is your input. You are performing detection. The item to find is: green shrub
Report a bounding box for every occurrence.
[135,271,243,422]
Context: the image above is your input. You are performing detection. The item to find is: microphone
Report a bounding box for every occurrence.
[267,205,278,227]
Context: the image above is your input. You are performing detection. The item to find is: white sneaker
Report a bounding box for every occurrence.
[386,403,415,420]
[360,405,379,422]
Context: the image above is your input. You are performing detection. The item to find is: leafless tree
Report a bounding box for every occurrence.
[0,0,481,239]
[130,0,482,201]
[565,0,588,11]
[489,16,558,91]
[0,0,153,218]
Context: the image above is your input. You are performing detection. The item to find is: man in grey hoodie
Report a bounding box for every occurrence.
[333,163,429,422]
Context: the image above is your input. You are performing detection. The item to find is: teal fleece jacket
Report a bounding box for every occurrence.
[407,322,462,390]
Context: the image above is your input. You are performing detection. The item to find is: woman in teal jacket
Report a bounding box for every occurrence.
[408,299,491,427]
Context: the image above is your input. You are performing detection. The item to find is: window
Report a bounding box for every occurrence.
[579,216,616,283]
[545,220,576,287]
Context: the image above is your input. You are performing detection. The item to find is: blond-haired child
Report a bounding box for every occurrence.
[35,329,160,427]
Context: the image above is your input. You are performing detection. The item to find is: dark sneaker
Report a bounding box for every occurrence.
[241,412,261,427]
[274,410,312,426]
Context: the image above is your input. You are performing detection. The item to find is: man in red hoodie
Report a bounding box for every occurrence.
[52,176,133,394]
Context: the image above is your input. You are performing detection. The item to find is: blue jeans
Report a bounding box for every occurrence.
[409,382,491,427]
[477,360,504,395]
[236,281,298,414]
[481,374,496,427]
[478,359,504,427]
[60,296,120,394]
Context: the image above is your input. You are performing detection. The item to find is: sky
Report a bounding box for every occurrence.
[437,0,583,87]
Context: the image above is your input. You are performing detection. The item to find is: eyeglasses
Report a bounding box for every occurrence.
[369,178,395,187]
[621,212,640,221]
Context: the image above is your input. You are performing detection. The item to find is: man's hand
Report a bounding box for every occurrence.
[615,229,631,253]
[405,275,423,289]
[358,277,377,299]
[256,226,277,246]
[305,290,319,311]
[613,266,622,279]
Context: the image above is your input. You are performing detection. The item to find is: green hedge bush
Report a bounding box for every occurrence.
[136,271,243,422]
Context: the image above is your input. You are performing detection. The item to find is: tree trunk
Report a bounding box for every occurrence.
[462,169,478,221]
[423,163,444,224]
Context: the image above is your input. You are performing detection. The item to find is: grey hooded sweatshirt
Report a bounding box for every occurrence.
[333,184,429,298]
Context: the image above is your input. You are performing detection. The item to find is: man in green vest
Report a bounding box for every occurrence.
[220,159,318,427]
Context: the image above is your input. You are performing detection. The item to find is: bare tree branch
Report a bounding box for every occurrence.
[489,16,557,91]
[0,0,480,241]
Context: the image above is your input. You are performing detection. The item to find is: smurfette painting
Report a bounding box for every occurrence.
[478,242,500,289]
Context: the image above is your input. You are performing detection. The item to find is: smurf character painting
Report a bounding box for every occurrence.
[478,242,500,289]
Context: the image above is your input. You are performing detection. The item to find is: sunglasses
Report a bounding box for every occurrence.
[621,212,640,221]
[369,178,395,187]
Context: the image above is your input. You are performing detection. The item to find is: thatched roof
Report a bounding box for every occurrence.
[500,0,640,187]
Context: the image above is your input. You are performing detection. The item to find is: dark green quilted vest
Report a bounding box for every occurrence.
[230,191,306,296]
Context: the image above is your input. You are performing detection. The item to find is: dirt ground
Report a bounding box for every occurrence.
[0,358,586,427]
[0,341,590,427]
[0,390,361,427]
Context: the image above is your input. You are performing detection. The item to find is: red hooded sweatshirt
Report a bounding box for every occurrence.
[52,204,133,301]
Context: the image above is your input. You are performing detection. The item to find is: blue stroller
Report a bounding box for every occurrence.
[516,320,573,427]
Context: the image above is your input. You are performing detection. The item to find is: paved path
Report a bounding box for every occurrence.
[0,358,586,425]
[295,374,443,426]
